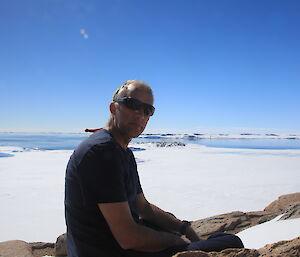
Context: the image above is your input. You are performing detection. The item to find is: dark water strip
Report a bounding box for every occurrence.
[0,133,300,151]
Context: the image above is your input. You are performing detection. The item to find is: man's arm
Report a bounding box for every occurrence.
[136,193,200,242]
[98,202,189,252]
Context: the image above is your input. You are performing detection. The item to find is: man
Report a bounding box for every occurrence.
[65,80,243,257]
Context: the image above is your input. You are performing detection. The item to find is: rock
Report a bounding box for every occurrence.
[0,240,33,257]
[134,141,186,147]
[172,237,300,256]
[279,203,300,220]
[172,248,260,257]
[30,242,55,257]
[224,218,241,231]
[172,251,210,257]
[158,142,186,147]
[192,211,277,238]
[2,192,299,257]
[55,233,67,256]
[192,192,300,239]
[192,219,226,238]
[264,192,300,213]
[258,237,300,256]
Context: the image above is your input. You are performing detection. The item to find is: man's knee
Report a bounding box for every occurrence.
[208,232,243,248]
[230,234,244,248]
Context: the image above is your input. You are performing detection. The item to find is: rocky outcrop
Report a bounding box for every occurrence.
[264,192,300,213]
[192,192,300,239]
[173,248,260,257]
[0,241,55,257]
[191,211,277,239]
[30,242,55,257]
[0,193,299,257]
[280,203,300,220]
[154,142,186,147]
[172,237,300,257]
[55,233,67,256]
[3,237,299,257]
[0,240,32,257]
[258,236,300,256]
[134,141,186,147]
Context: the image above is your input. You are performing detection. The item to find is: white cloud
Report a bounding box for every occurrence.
[80,28,89,39]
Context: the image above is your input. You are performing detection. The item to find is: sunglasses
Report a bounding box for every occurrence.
[114,97,155,116]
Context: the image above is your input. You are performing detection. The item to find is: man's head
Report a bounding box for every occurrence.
[108,80,154,139]
[112,80,153,102]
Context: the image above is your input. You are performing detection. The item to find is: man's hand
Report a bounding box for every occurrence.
[175,236,191,246]
[185,226,200,242]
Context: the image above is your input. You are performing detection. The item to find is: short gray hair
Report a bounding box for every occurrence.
[112,80,153,101]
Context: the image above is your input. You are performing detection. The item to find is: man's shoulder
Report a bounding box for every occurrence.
[88,129,114,146]
[73,130,118,163]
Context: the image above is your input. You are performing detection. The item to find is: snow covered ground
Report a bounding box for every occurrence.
[237,214,300,249]
[0,144,299,247]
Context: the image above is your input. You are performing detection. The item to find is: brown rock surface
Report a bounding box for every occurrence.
[1,192,299,257]
[192,192,300,238]
[55,233,67,256]
[172,248,260,257]
[258,237,300,256]
[0,240,33,257]
[172,237,300,257]
[280,203,300,220]
[264,192,300,213]
[30,242,55,257]
[191,211,277,239]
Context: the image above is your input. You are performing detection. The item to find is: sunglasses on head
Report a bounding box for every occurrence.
[113,97,155,116]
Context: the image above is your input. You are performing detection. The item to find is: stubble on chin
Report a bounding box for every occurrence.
[117,125,138,140]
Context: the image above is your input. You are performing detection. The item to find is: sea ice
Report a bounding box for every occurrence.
[0,144,299,245]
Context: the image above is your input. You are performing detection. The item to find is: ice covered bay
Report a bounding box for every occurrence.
[0,144,299,244]
[133,144,300,220]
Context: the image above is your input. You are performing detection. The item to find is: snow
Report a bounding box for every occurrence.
[0,145,299,246]
[237,215,300,249]
[0,147,70,243]
[132,144,300,220]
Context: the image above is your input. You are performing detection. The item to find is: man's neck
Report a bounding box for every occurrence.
[104,126,131,149]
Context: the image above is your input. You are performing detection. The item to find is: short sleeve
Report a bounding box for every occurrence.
[77,144,127,205]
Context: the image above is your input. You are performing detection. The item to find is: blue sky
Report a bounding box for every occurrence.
[1,0,299,134]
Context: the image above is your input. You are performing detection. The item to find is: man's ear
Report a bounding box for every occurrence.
[110,102,116,114]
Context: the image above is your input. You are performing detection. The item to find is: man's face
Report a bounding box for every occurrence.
[113,85,154,139]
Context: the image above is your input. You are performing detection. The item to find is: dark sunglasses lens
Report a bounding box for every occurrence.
[120,98,154,116]
[124,98,142,110]
[144,106,155,116]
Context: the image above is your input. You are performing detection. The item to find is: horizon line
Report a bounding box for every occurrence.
[0,130,299,136]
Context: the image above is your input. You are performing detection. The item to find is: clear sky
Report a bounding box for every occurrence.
[1,0,299,134]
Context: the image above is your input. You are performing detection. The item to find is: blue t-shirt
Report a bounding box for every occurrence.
[65,129,143,257]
